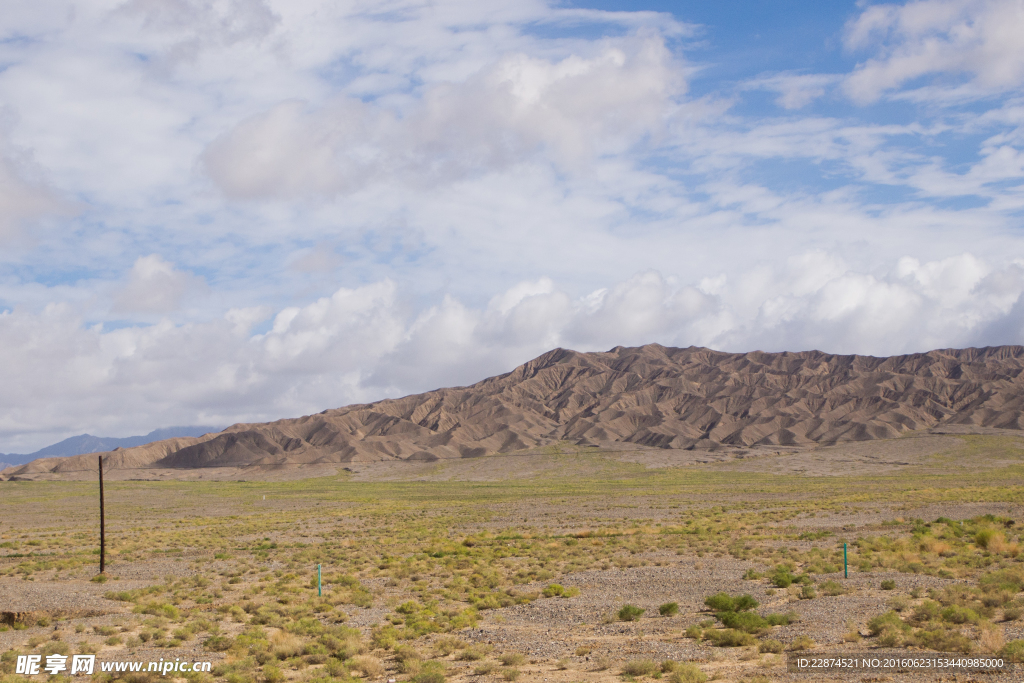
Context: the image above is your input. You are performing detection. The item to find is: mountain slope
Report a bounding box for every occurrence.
[0,426,224,466]
[5,343,1024,479]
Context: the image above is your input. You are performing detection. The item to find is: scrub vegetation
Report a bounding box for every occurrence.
[2,433,1024,681]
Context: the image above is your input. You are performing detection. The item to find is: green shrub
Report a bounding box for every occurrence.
[204,636,233,652]
[499,653,525,667]
[40,641,70,656]
[980,568,1024,593]
[704,593,734,611]
[800,585,816,600]
[765,612,797,626]
[667,663,706,683]
[659,602,679,617]
[758,639,783,654]
[718,611,768,634]
[621,659,658,676]
[788,635,814,651]
[702,629,755,647]
[618,605,644,622]
[412,661,446,683]
[911,600,942,624]
[819,580,845,596]
[457,645,492,661]
[684,625,702,640]
[771,567,797,588]
[473,662,496,676]
[1000,640,1024,662]
[941,605,979,624]
[704,593,758,612]
[542,584,564,598]
[867,611,908,636]
[880,580,896,590]
[135,602,180,620]
[975,529,997,549]
[910,627,973,653]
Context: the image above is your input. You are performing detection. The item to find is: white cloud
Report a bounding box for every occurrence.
[5,0,1024,455]
[5,253,1024,453]
[745,73,840,110]
[0,132,68,243]
[112,255,208,314]
[844,0,1024,103]
[202,34,685,198]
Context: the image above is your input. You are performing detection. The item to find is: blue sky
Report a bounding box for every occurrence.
[2,0,1024,452]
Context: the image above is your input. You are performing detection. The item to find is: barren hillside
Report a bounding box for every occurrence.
[5,343,1024,480]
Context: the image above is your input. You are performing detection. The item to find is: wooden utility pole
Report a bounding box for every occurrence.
[99,455,105,574]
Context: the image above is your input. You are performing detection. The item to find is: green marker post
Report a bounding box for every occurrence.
[318,564,322,597]
[843,543,848,578]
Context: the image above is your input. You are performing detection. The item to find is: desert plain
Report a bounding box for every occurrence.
[3,430,1024,683]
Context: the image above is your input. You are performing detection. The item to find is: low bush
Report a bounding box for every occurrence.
[204,636,233,652]
[704,593,758,612]
[911,600,942,623]
[457,644,492,661]
[702,629,755,647]
[349,655,384,679]
[718,611,768,634]
[941,605,979,624]
[910,627,973,653]
[758,639,783,654]
[473,661,496,676]
[412,661,446,683]
[867,611,908,636]
[659,602,679,617]
[618,605,644,622]
[667,663,706,683]
[498,653,525,667]
[788,636,814,651]
[1000,640,1024,662]
[621,659,658,676]
[765,612,798,626]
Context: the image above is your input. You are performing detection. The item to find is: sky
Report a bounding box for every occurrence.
[2,0,1024,452]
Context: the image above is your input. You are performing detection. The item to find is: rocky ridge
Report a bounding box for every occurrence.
[5,343,1024,480]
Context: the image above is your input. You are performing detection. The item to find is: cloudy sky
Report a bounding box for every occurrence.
[2,0,1024,452]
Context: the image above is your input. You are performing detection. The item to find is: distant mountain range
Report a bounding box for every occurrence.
[6,343,1024,482]
[0,426,224,469]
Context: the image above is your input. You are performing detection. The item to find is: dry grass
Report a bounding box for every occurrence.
[2,435,1024,683]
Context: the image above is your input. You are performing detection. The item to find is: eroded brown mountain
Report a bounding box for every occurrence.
[5,343,1024,479]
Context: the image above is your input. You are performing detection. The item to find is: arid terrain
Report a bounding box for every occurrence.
[8,344,1024,482]
[2,432,1024,683]
[4,345,1024,682]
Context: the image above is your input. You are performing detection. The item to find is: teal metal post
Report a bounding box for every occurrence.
[318,564,322,597]
[843,543,848,578]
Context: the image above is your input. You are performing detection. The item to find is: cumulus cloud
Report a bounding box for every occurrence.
[6,0,1024,455]
[0,134,67,242]
[6,253,1024,452]
[112,255,208,314]
[202,34,685,198]
[844,0,1024,103]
